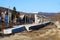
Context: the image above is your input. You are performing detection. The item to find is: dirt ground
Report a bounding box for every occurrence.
[0,24,60,40]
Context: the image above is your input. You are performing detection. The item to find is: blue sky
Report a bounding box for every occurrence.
[0,0,60,13]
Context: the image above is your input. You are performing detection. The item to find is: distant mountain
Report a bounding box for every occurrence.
[38,12,56,15]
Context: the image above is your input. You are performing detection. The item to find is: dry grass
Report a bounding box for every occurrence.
[0,24,60,40]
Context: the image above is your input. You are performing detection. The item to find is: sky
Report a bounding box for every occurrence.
[0,0,60,13]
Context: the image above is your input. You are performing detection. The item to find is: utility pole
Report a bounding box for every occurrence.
[8,6,10,23]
